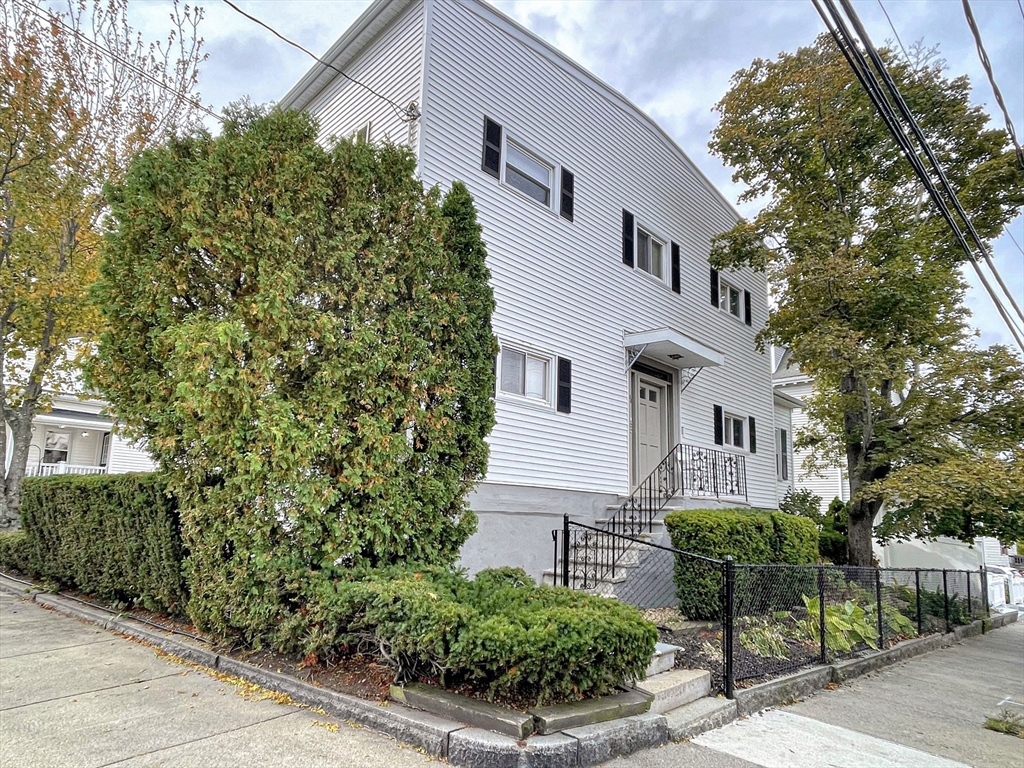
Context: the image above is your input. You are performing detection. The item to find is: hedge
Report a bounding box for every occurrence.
[0,531,33,575]
[665,509,819,620]
[276,566,658,706]
[18,473,186,614]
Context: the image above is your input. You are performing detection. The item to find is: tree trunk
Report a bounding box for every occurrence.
[841,370,889,567]
[0,414,33,528]
[846,495,882,567]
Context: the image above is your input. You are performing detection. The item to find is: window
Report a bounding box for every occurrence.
[723,414,744,449]
[719,279,741,319]
[504,142,552,206]
[99,432,111,467]
[636,228,665,280]
[350,121,371,143]
[43,430,70,463]
[777,428,789,481]
[500,347,549,402]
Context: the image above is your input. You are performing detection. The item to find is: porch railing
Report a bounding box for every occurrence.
[26,463,107,477]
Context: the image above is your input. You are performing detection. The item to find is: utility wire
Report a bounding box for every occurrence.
[961,0,1024,170]
[838,0,1024,333]
[219,0,418,124]
[12,0,222,123]
[875,0,910,62]
[1007,228,1024,258]
[811,0,1024,351]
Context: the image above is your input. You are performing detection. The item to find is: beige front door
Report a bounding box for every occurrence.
[633,374,667,485]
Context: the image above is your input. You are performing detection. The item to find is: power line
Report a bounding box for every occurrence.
[11,0,221,123]
[219,0,418,124]
[1017,0,1024,24]
[961,0,1024,170]
[875,0,909,62]
[811,0,1024,352]
[1006,227,1024,258]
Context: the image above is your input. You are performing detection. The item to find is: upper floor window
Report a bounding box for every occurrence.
[350,120,371,143]
[480,117,574,220]
[505,142,552,206]
[777,428,789,481]
[719,279,741,319]
[636,228,665,281]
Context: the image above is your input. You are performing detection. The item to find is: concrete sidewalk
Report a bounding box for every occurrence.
[0,592,434,768]
[607,618,1024,768]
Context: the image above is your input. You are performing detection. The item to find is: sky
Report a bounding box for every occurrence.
[127,0,1024,350]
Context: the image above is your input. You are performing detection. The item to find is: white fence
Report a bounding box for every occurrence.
[25,463,107,477]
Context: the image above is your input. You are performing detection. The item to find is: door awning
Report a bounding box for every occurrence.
[624,328,725,369]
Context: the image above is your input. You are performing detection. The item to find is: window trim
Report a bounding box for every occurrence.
[722,413,746,451]
[502,138,554,210]
[777,428,790,481]
[718,276,744,322]
[634,224,668,283]
[497,343,555,408]
[350,120,371,144]
[43,429,72,464]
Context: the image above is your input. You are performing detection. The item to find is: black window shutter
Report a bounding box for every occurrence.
[671,242,681,294]
[744,290,752,326]
[749,416,757,454]
[713,404,724,446]
[556,358,572,414]
[560,169,575,222]
[710,267,719,307]
[481,117,502,178]
[622,210,634,267]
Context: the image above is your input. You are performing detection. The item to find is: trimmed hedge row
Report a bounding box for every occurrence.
[276,566,658,706]
[14,474,186,614]
[666,508,819,620]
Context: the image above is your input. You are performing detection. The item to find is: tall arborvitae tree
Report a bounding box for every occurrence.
[709,37,1024,566]
[90,106,497,639]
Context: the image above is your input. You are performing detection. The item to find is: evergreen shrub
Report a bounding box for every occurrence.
[0,531,33,575]
[18,474,186,613]
[276,566,658,706]
[665,508,819,620]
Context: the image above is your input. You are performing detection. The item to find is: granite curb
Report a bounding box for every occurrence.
[0,574,670,766]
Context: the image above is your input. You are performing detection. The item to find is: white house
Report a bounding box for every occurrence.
[281,0,793,578]
[3,354,155,480]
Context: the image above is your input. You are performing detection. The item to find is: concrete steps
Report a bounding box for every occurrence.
[637,668,711,715]
[645,642,680,677]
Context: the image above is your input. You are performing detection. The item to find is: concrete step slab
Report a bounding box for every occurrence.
[663,696,737,741]
[645,642,681,678]
[636,669,710,714]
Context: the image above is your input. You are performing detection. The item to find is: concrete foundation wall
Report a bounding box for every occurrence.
[460,483,617,581]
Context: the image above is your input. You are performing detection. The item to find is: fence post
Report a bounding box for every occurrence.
[724,557,735,699]
[875,569,884,647]
[966,570,972,618]
[942,569,950,633]
[915,569,922,636]
[561,514,570,589]
[818,566,827,665]
[981,566,989,628]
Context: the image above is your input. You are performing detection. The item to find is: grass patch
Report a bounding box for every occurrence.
[984,710,1024,738]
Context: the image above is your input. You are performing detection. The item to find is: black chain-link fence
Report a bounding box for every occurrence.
[552,518,991,697]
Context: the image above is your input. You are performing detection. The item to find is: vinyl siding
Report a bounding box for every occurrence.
[776,378,849,510]
[107,434,156,474]
[420,0,778,506]
[299,0,423,148]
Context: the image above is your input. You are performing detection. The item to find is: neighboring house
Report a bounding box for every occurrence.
[772,347,849,512]
[281,0,792,578]
[3,356,155,479]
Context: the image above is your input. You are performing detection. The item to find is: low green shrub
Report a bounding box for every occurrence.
[277,566,658,706]
[666,509,818,620]
[19,473,186,614]
[0,531,34,575]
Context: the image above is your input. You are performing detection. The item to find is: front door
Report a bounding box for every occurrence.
[633,374,667,485]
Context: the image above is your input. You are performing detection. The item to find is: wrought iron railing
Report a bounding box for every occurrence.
[551,443,745,601]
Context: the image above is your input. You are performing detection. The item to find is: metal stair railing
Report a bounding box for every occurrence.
[554,443,746,589]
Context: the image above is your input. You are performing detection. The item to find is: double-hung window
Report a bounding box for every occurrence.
[777,429,789,480]
[500,347,549,402]
[719,279,741,319]
[723,414,744,449]
[504,142,552,206]
[636,228,665,281]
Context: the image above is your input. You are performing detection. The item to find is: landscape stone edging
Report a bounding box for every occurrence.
[0,576,669,767]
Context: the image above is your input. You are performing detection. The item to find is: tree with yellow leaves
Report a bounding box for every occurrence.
[1,0,206,526]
